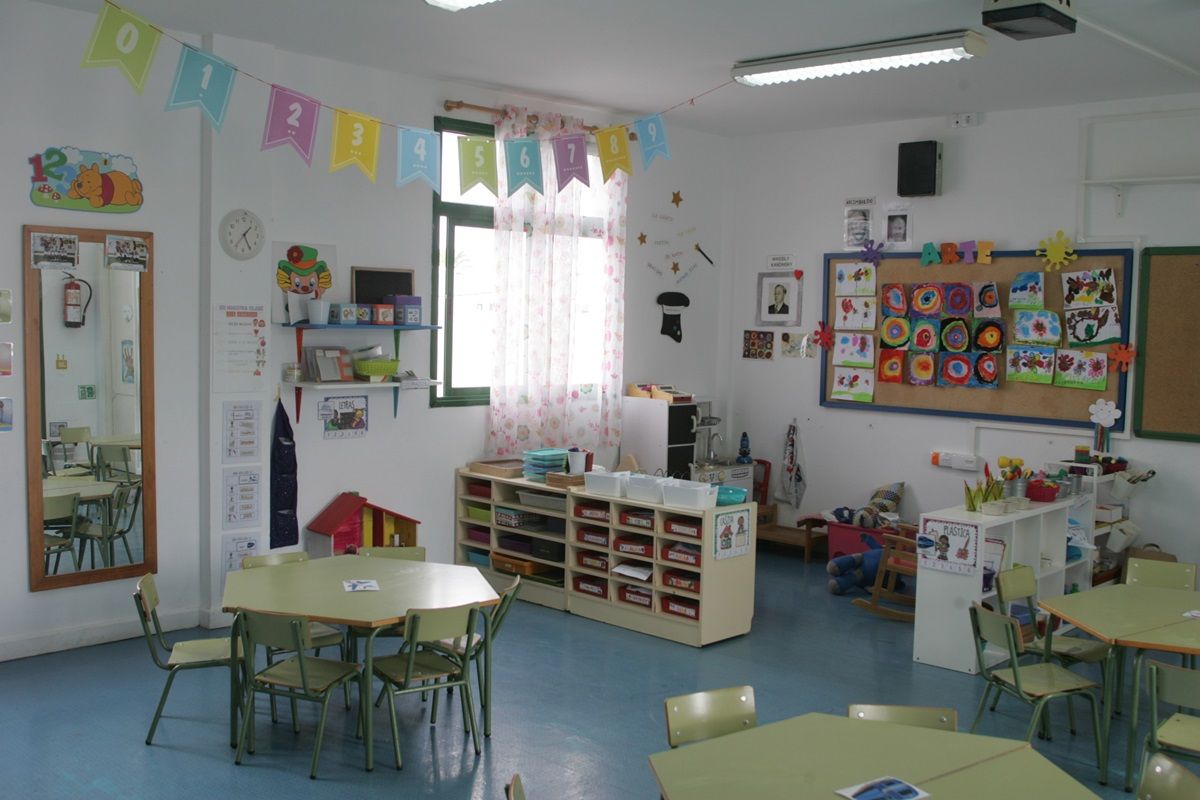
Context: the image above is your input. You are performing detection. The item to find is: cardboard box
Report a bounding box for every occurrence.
[1125,546,1177,564]
[1095,504,1126,523]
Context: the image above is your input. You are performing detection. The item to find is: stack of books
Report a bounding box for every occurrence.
[522,448,568,483]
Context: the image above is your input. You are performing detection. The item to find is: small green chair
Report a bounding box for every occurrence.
[1136,661,1200,787]
[77,482,140,568]
[94,444,137,484]
[359,546,427,560]
[43,493,84,575]
[372,602,484,769]
[57,426,93,472]
[1127,558,1197,591]
[968,603,1107,781]
[848,704,957,731]
[234,610,361,779]
[664,685,756,748]
[134,574,240,745]
[1137,752,1200,800]
[506,773,526,800]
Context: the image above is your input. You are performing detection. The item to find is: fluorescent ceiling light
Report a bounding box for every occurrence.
[732,30,987,86]
[425,0,501,10]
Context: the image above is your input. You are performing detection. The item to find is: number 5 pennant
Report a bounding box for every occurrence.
[504,138,543,197]
[397,128,440,192]
[458,137,498,196]
[329,109,381,182]
[80,3,161,94]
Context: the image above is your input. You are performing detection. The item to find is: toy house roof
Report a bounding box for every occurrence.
[307,492,420,536]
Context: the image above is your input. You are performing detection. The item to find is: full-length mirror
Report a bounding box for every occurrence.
[24,225,156,591]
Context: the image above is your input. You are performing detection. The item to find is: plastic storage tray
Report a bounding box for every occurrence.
[464,549,490,568]
[584,470,631,498]
[576,527,609,547]
[613,534,654,558]
[495,506,541,528]
[465,505,490,523]
[618,585,653,608]
[661,541,702,567]
[530,539,566,562]
[497,534,533,554]
[626,474,668,504]
[572,575,608,599]
[574,503,611,523]
[662,569,700,592]
[661,480,718,510]
[491,552,553,576]
[466,482,491,499]
[661,595,700,620]
[664,516,702,538]
[466,526,491,545]
[619,509,655,530]
[576,550,610,572]
[516,490,567,512]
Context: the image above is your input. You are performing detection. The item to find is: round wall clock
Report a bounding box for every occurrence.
[219,208,265,260]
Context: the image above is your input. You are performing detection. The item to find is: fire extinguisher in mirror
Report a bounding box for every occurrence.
[63,273,92,328]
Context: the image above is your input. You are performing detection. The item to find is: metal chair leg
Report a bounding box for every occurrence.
[146,669,179,744]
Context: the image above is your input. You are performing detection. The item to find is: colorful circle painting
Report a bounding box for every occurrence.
[881,284,907,317]
[975,282,999,313]
[973,320,1004,352]
[908,353,935,385]
[975,352,999,385]
[911,284,944,317]
[881,317,911,348]
[939,353,972,386]
[912,319,940,352]
[944,283,973,317]
[940,317,970,352]
[879,352,904,383]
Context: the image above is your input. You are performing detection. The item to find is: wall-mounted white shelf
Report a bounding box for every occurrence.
[1082,176,1200,216]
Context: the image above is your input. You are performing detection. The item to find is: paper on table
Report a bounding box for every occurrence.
[611,562,653,582]
[835,776,929,800]
[1182,610,1200,619]
[344,579,380,592]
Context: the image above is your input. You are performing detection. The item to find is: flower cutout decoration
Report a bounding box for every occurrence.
[859,239,885,267]
[1108,343,1136,373]
[813,321,834,349]
[1036,229,1078,272]
[1088,398,1122,428]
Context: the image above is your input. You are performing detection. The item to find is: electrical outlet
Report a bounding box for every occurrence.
[948,112,980,128]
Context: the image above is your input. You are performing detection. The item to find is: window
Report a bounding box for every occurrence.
[430,116,609,406]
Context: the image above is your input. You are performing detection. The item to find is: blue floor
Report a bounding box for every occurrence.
[0,547,1159,798]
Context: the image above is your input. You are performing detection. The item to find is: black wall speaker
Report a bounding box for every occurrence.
[898,140,942,197]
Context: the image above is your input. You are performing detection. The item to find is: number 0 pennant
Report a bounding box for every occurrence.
[504,138,543,197]
[634,114,671,170]
[458,137,498,196]
[80,3,161,94]
[329,109,381,182]
[397,128,440,192]
[164,47,237,131]
[262,85,320,166]
[594,125,633,182]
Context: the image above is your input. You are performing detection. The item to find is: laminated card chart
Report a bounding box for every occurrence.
[212,304,268,393]
[222,401,261,464]
[222,467,262,530]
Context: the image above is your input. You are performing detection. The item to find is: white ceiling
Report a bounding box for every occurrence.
[40,0,1200,136]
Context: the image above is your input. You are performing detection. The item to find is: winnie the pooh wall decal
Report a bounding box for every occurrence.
[29,147,144,213]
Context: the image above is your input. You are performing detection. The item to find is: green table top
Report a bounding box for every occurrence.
[648,713,1093,799]
[43,478,120,502]
[1115,618,1200,655]
[221,555,499,628]
[1039,584,1200,645]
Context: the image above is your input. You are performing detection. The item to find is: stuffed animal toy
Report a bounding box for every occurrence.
[825,534,909,595]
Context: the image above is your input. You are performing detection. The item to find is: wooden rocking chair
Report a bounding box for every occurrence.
[852,533,917,622]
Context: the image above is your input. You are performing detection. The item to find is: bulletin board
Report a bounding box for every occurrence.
[1134,247,1200,442]
[820,248,1133,430]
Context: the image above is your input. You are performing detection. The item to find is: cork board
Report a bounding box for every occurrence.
[1134,248,1200,442]
[820,248,1133,430]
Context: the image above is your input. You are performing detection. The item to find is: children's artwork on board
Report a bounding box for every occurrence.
[1065,305,1121,347]
[833,332,874,368]
[910,318,940,353]
[971,351,1000,389]
[1013,310,1062,346]
[878,349,905,383]
[880,283,907,317]
[779,332,810,358]
[1053,349,1109,391]
[1062,267,1118,309]
[29,147,144,213]
[1006,346,1055,384]
[271,242,335,324]
[939,317,970,353]
[318,395,367,439]
[972,319,1005,353]
[937,352,975,387]
[943,283,973,318]
[834,297,876,331]
[831,367,874,403]
[918,518,980,576]
[972,281,1001,318]
[834,262,876,297]
[907,352,935,386]
[1009,271,1044,310]
[742,330,775,360]
[910,283,944,319]
[880,316,911,349]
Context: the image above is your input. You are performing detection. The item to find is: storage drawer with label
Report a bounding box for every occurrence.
[576,550,610,572]
[572,575,608,599]
[661,541,702,567]
[661,594,700,621]
[576,526,609,547]
[613,534,654,558]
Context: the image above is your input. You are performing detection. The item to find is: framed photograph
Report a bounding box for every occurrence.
[105,234,149,271]
[350,266,415,305]
[755,271,801,326]
[884,208,912,248]
[30,231,78,269]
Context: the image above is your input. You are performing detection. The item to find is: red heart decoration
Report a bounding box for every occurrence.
[793,269,804,280]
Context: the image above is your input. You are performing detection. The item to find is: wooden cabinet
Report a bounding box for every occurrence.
[454,469,757,646]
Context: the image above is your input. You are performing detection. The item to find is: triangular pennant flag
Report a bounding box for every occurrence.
[80,3,161,94]
[504,137,543,197]
[329,109,381,182]
[634,114,671,170]
[595,125,633,182]
[552,133,589,189]
[397,128,440,191]
[261,85,320,166]
[458,136,498,196]
[164,47,237,131]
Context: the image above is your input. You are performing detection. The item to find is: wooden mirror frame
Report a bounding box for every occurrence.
[23,224,157,591]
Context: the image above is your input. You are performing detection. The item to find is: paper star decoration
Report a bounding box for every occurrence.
[1088,398,1122,428]
[637,232,647,245]
[813,321,834,349]
[1108,343,1136,373]
[670,261,680,274]
[1036,229,1078,272]
[670,190,682,207]
[859,239,885,267]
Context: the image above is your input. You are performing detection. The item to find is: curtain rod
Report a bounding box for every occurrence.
[442,100,637,139]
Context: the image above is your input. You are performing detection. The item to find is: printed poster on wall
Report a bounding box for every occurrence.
[212,304,268,392]
[222,467,261,531]
[714,507,752,560]
[917,517,980,575]
[222,400,261,464]
[319,395,367,439]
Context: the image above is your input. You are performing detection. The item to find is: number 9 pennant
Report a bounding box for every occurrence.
[634,114,670,170]
[397,128,440,192]
[81,3,161,94]
[504,138,542,197]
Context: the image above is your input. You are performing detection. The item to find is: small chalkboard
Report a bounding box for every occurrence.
[350,267,414,305]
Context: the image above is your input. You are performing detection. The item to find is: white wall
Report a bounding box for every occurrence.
[729,94,1200,560]
[0,1,202,659]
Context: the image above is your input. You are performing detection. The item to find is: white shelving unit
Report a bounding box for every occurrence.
[913,499,1077,674]
[1050,461,1133,588]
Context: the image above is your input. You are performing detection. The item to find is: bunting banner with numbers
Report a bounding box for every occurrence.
[552,133,590,189]
[458,136,498,195]
[261,85,321,165]
[80,3,161,94]
[164,47,237,131]
[595,125,633,182]
[396,128,440,191]
[329,109,381,182]
[635,114,671,170]
[504,137,543,196]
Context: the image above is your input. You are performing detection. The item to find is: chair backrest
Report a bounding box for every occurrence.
[1137,752,1200,799]
[969,603,1023,684]
[848,704,957,731]
[113,483,143,533]
[238,610,313,687]
[995,565,1037,613]
[42,493,79,525]
[359,546,426,561]
[1126,558,1196,590]
[41,440,54,477]
[397,603,480,684]
[488,575,522,640]
[663,685,756,748]
[242,551,308,569]
[133,573,170,668]
[1148,660,1200,744]
[59,426,91,444]
[505,773,525,800]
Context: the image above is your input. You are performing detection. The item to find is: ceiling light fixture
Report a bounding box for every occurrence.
[425,0,501,11]
[731,30,987,86]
